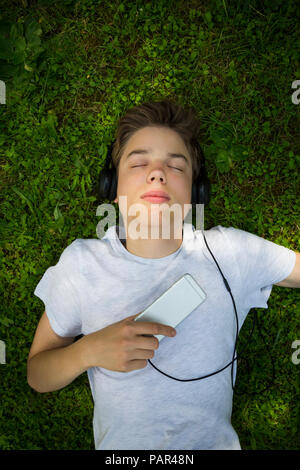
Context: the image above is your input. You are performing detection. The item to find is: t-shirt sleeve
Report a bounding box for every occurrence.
[218,226,296,310]
[33,240,82,337]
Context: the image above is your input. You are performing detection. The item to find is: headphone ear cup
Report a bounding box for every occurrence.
[191,181,197,205]
[199,178,211,206]
[192,176,211,206]
[109,170,117,201]
[98,168,114,201]
[191,141,212,207]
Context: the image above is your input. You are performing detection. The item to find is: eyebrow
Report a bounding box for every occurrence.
[126,149,189,164]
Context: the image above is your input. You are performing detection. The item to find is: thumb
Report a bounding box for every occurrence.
[125,312,142,322]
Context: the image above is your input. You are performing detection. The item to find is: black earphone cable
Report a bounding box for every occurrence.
[148,231,276,395]
[148,230,240,390]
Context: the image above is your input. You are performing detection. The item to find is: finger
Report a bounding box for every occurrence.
[133,321,176,338]
[128,348,155,361]
[134,335,159,350]
[125,359,148,372]
[124,312,142,322]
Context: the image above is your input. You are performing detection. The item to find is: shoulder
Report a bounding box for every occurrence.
[192,225,238,266]
[63,237,112,265]
[202,225,262,246]
[55,238,94,269]
[64,237,104,254]
[194,224,237,245]
[193,224,259,267]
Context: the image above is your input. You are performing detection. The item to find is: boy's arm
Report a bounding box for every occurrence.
[275,252,300,288]
[27,310,176,393]
[27,311,88,393]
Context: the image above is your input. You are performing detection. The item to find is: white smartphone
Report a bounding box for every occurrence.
[134,273,207,342]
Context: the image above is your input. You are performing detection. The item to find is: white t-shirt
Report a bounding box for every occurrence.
[33,223,296,450]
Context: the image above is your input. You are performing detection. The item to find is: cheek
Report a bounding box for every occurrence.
[177,177,192,195]
[116,172,142,197]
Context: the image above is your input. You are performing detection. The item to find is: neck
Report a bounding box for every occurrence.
[118,224,184,259]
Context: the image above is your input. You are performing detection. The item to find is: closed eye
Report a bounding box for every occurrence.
[131,165,183,172]
[171,167,183,172]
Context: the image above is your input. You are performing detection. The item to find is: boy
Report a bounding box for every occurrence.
[28,100,299,450]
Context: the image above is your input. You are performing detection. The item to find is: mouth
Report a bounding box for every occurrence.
[140,191,170,203]
[140,195,170,203]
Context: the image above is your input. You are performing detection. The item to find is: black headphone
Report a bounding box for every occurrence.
[96,140,273,393]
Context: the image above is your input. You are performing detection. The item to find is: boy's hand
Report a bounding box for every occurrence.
[80,312,176,372]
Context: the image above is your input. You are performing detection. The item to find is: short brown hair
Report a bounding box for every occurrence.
[111,99,203,182]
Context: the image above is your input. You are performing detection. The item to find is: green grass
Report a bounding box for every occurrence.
[0,0,299,450]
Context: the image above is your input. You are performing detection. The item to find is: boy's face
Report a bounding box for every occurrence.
[114,126,193,238]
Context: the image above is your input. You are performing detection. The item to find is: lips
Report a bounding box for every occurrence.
[141,190,170,200]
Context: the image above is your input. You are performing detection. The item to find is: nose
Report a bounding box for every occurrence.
[147,168,166,184]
